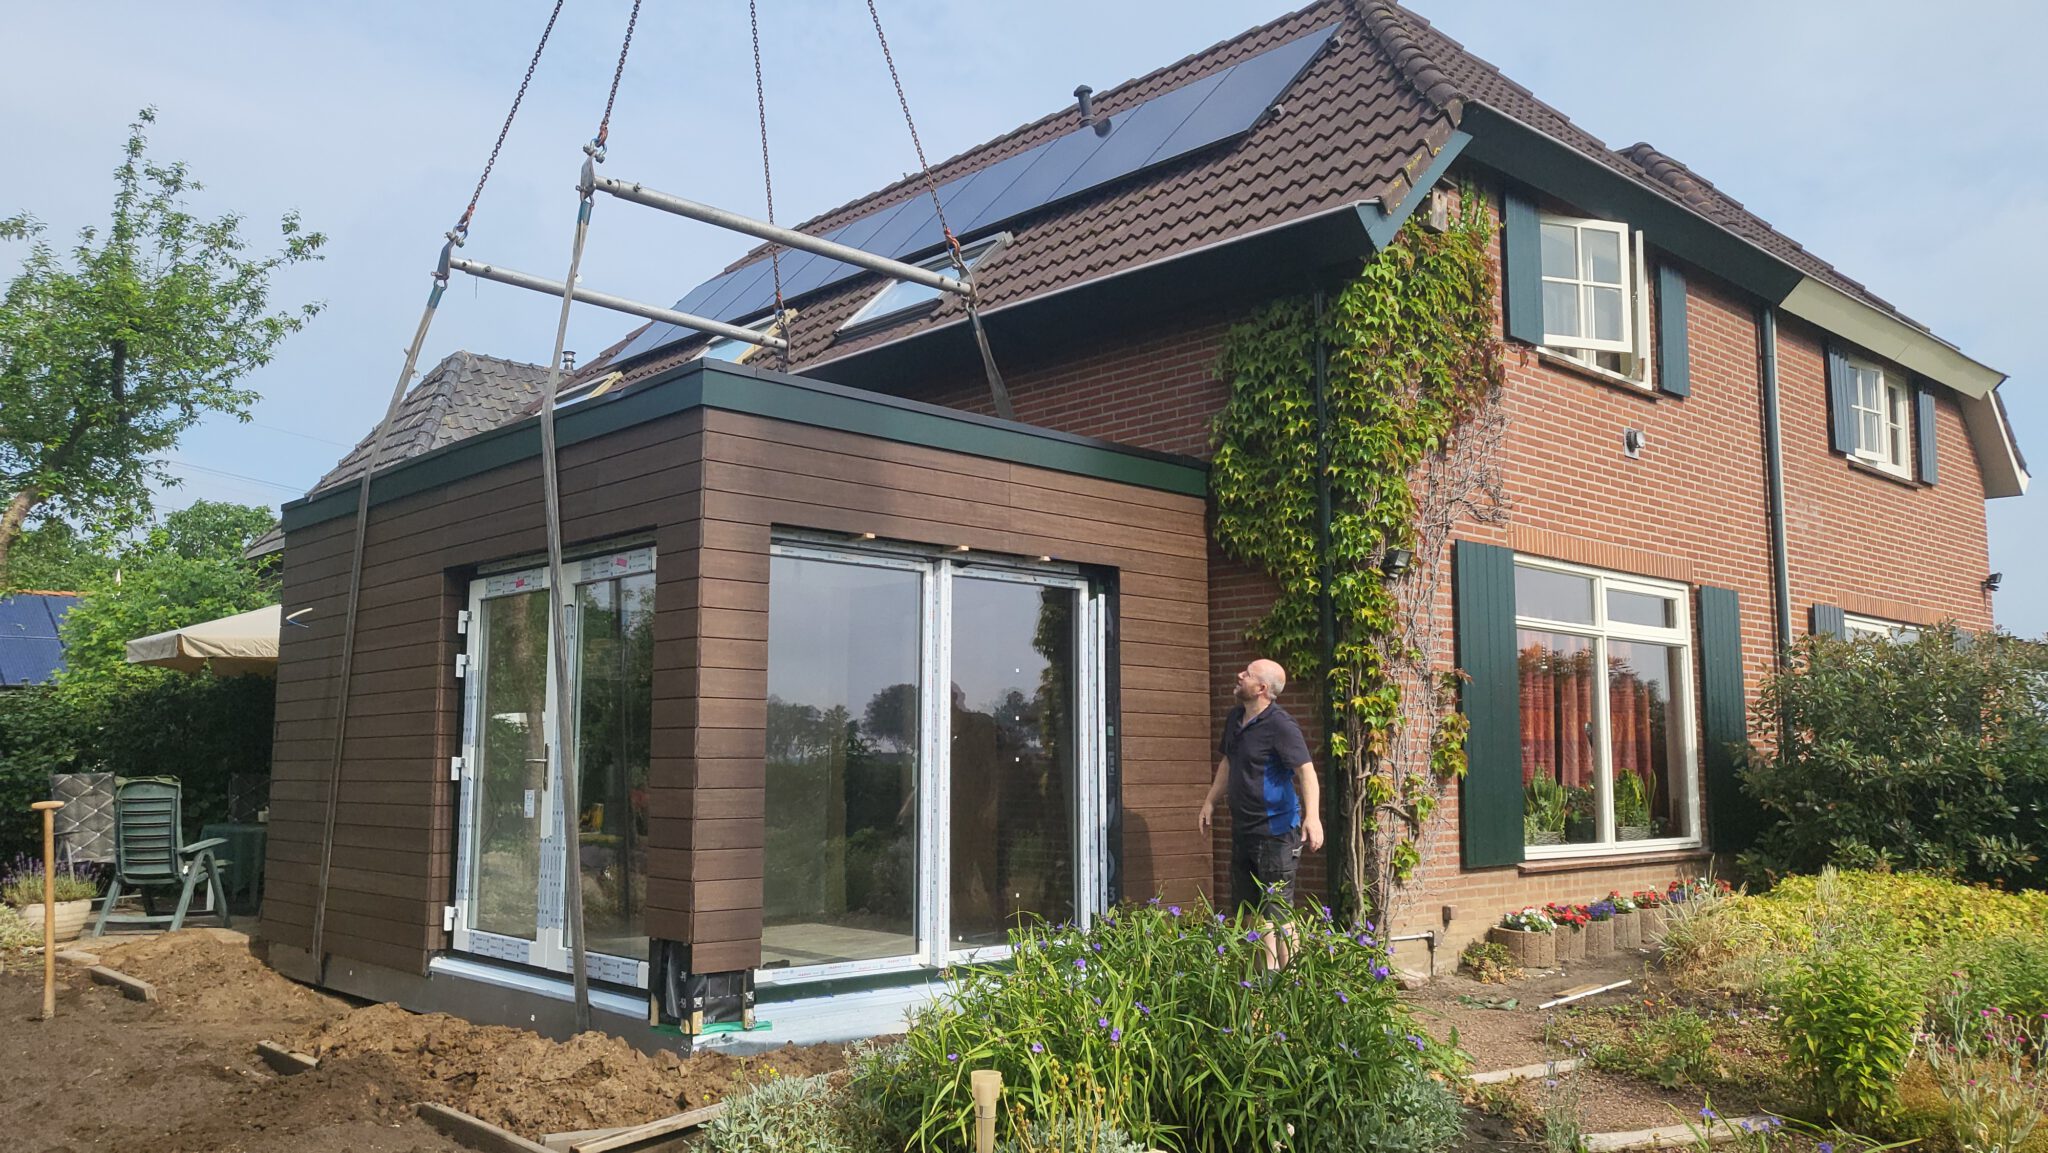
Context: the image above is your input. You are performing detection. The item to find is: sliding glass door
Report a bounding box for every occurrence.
[762,540,1106,981]
[454,548,655,987]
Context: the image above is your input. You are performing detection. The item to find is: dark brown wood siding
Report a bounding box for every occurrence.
[261,400,1207,981]
[262,410,707,974]
[690,408,1209,974]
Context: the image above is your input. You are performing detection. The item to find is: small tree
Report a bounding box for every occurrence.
[1739,626,2048,887]
[0,107,323,582]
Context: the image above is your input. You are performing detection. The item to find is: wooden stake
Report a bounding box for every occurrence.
[31,800,64,1020]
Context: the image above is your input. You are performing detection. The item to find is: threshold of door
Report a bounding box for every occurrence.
[428,953,648,1019]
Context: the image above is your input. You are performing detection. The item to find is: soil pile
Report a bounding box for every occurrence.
[296,1000,848,1137]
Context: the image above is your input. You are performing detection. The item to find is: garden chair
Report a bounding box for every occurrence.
[88,777,232,937]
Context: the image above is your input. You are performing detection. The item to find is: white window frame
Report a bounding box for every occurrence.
[1847,357,1912,477]
[1513,555,1702,859]
[1843,612,1921,643]
[754,536,1109,989]
[1540,214,1636,356]
[838,236,1006,332]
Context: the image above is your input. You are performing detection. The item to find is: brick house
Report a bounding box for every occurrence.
[260,1,2025,1044]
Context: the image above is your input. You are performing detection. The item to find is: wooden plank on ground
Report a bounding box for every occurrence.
[417,1102,556,1153]
[87,965,156,1002]
[256,1040,319,1075]
[570,1103,726,1153]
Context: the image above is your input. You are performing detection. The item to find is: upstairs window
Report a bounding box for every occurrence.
[1843,613,1921,643]
[840,238,1002,332]
[1541,216,1635,355]
[1848,358,1911,475]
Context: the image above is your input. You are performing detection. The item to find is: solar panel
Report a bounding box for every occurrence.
[0,594,74,686]
[617,23,1337,362]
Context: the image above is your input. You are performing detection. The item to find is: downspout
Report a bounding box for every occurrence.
[1758,306,1793,661]
[1312,290,1348,915]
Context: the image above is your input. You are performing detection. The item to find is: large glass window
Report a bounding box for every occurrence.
[1516,558,1698,854]
[762,540,1103,981]
[572,567,656,963]
[762,554,925,969]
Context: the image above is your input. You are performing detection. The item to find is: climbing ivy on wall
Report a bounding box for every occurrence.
[1211,188,1508,927]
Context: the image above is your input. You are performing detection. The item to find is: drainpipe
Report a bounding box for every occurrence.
[1312,290,1349,915]
[1758,306,1793,661]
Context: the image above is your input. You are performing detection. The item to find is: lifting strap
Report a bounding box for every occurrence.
[538,0,642,1036]
[308,0,566,977]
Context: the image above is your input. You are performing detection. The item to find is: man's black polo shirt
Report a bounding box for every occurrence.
[1220,702,1311,838]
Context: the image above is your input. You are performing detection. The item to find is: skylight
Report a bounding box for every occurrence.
[838,238,1002,332]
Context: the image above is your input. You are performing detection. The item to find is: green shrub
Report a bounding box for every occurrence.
[1950,935,2048,1024]
[699,1072,884,1153]
[853,899,1464,1153]
[1738,626,2048,887]
[1777,931,1925,1122]
[0,904,39,949]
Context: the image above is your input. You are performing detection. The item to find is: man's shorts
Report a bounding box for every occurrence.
[1229,825,1303,918]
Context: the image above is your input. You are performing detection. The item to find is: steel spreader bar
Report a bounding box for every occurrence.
[448,257,790,350]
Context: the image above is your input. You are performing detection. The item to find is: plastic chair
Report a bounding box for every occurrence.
[88,777,231,937]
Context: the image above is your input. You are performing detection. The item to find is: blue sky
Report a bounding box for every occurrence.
[1,2,2040,635]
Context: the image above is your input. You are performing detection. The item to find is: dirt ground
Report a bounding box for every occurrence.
[1413,945,1775,1139]
[0,931,849,1153]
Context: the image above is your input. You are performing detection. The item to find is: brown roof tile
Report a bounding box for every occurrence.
[312,350,550,494]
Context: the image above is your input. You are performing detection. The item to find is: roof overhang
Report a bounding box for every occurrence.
[805,132,1471,394]
[1457,103,2026,498]
[279,361,1206,535]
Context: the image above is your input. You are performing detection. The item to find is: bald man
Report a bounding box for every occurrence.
[1199,658,1323,919]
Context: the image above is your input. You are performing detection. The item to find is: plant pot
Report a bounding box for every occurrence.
[1581,918,1614,957]
[1618,825,1652,842]
[1486,925,1555,970]
[1613,909,1642,950]
[16,898,93,943]
[1555,922,1584,963]
[1639,906,1668,943]
[1527,830,1564,846]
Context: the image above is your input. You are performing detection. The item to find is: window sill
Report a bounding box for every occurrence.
[1535,348,1659,399]
[1846,456,1920,489]
[1516,846,1711,876]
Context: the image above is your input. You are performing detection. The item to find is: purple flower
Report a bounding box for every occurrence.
[1137,1002,1151,1016]
[1030,1042,1044,1053]
[1407,1033,1425,1052]
[1700,1107,1717,1120]
[1221,1026,1233,1034]
[1098,1016,1110,1029]
[1168,905,1182,917]
[1074,958,1087,971]
[1091,942,1103,952]
[948,1053,960,1063]
[1373,964,1391,980]
[1110,1028,1122,1043]
[1216,944,1226,956]
[1275,1031,1287,1040]
[1246,930,1262,943]
[1239,980,1254,989]
[1818,1143,1834,1153]
[1337,991,1350,1005]
[1147,896,1161,906]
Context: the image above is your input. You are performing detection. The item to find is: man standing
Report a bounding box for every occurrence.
[1198,658,1323,923]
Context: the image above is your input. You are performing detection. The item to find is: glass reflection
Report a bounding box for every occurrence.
[1515,566,1595,624]
[474,588,550,941]
[573,571,654,962]
[1608,640,1685,841]
[1518,631,1598,846]
[762,555,921,967]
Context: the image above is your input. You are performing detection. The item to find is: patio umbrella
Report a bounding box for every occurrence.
[124,604,281,676]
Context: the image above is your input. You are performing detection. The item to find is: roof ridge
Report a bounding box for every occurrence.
[1351,1,1464,121]
[723,2,1342,270]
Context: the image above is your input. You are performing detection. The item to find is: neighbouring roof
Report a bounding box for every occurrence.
[313,351,552,494]
[0,591,78,688]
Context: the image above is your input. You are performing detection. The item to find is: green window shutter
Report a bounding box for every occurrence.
[1825,343,1856,455]
[1914,382,1940,485]
[1811,603,1846,639]
[1502,188,1544,347]
[1455,540,1522,868]
[1655,263,1690,397]
[1696,586,1756,851]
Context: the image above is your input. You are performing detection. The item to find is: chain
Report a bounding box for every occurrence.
[750,0,788,367]
[864,0,966,276]
[594,0,644,150]
[458,0,565,234]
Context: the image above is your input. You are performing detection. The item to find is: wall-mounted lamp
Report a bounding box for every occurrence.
[1379,548,1414,578]
[1984,572,2004,592]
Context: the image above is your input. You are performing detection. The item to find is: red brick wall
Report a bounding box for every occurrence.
[890,182,1996,963]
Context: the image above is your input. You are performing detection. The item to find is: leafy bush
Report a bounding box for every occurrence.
[0,904,40,949]
[699,1072,884,1153]
[1777,931,1926,1122]
[1738,626,2048,887]
[1950,935,2048,1024]
[853,899,1464,1153]
[1917,979,2048,1153]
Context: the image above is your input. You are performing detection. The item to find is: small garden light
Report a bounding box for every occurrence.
[1379,548,1414,578]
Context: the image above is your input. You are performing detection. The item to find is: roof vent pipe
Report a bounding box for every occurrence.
[1073,85,1112,136]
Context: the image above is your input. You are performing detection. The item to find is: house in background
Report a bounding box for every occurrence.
[0,591,80,688]
[259,0,2025,1047]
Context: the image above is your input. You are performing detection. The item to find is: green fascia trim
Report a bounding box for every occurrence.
[1364,131,1472,249]
[1459,105,1803,304]
[281,362,1207,533]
